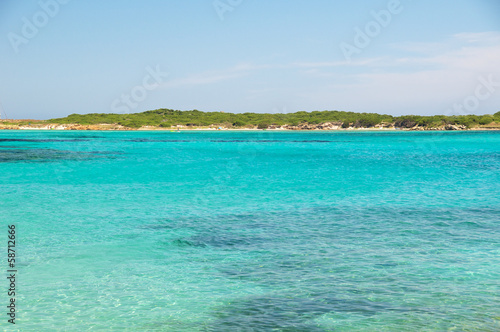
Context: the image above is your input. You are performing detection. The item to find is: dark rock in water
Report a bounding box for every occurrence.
[0,138,91,142]
[0,148,93,163]
[191,234,255,248]
[140,223,177,230]
[172,233,265,249]
[171,238,207,248]
[204,293,424,331]
[204,296,329,331]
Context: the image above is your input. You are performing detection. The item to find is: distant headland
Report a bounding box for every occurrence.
[1,109,500,131]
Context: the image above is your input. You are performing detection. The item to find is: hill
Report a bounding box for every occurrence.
[47,109,500,130]
[2,109,500,130]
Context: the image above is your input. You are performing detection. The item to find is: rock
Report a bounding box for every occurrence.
[445,124,463,130]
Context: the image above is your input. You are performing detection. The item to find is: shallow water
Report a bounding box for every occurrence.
[1,130,499,331]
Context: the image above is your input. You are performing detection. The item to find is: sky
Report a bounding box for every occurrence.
[0,0,499,120]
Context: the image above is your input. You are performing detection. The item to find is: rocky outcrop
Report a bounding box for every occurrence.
[268,122,398,130]
[0,124,20,130]
[268,122,343,130]
[444,124,467,131]
[0,121,489,131]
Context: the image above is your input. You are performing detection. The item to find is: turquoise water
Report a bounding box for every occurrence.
[1,130,499,331]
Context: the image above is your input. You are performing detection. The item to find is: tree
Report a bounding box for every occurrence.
[257,122,269,129]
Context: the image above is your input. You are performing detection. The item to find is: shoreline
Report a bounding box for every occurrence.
[1,126,500,132]
[4,109,499,132]
[1,120,500,132]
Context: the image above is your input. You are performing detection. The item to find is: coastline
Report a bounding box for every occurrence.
[1,122,499,131]
[4,109,499,131]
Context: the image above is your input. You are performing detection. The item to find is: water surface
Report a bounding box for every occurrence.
[1,130,499,331]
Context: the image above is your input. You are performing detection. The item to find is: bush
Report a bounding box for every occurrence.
[494,111,500,121]
[454,116,473,128]
[417,117,434,127]
[119,120,143,128]
[394,118,417,128]
[478,116,494,125]
[233,121,246,127]
[354,117,378,128]
[257,122,269,129]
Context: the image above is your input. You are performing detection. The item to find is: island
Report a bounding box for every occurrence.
[1,109,500,131]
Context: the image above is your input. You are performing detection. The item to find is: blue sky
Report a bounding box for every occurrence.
[1,0,499,119]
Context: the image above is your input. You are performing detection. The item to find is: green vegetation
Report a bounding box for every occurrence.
[393,114,498,128]
[46,109,500,129]
[0,120,39,126]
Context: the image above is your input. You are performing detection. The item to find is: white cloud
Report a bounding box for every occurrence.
[160,63,270,89]
[298,32,500,115]
[292,59,379,68]
[454,31,500,44]
[156,32,500,115]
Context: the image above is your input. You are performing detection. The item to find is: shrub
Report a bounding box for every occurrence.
[494,111,500,121]
[394,118,417,128]
[478,116,494,125]
[354,117,378,128]
[232,121,246,127]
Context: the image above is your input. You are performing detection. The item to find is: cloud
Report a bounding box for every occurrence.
[389,32,500,71]
[156,32,500,115]
[162,59,381,90]
[292,59,379,68]
[454,31,500,44]
[160,63,270,89]
[299,32,500,115]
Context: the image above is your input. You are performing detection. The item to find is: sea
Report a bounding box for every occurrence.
[1,130,499,331]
